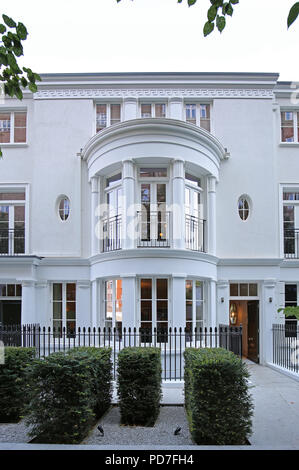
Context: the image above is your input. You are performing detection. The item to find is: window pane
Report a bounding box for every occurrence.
[157,300,168,321]
[186,280,193,300]
[141,104,152,118]
[230,284,238,296]
[96,104,107,131]
[66,302,76,320]
[141,184,151,204]
[200,104,210,132]
[0,192,25,200]
[7,285,15,296]
[196,281,203,301]
[285,284,297,303]
[15,284,22,296]
[14,112,26,143]
[157,279,167,299]
[105,301,113,320]
[186,104,196,124]
[53,302,62,319]
[141,279,152,299]
[240,284,248,296]
[0,284,6,296]
[66,283,76,301]
[157,184,166,204]
[249,284,258,296]
[14,205,25,222]
[140,168,167,178]
[186,300,192,321]
[0,113,10,143]
[53,283,62,301]
[106,173,122,187]
[196,302,203,321]
[155,103,166,118]
[110,104,120,124]
[141,300,152,321]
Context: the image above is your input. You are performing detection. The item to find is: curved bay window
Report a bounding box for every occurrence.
[103,173,122,252]
[140,278,168,342]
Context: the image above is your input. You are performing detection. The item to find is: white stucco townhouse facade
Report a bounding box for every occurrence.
[0,71,298,364]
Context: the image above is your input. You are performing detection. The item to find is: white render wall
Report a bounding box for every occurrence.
[0,73,298,365]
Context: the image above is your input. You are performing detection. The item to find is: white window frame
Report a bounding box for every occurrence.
[0,109,27,145]
[184,102,211,130]
[51,282,76,334]
[95,103,122,132]
[0,184,28,254]
[139,102,167,119]
[229,282,259,300]
[280,184,299,257]
[185,279,205,332]
[138,277,170,331]
[103,278,123,331]
[280,109,299,143]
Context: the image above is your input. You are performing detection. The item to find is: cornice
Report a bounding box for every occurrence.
[34,87,274,100]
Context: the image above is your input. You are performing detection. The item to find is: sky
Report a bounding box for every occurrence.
[4,0,299,81]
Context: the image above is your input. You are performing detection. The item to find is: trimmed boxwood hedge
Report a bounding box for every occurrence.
[25,347,112,444]
[184,348,253,445]
[117,347,162,426]
[0,347,36,422]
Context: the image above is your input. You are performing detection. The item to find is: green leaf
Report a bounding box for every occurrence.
[216,15,226,32]
[230,0,239,4]
[178,0,183,2]
[21,77,28,87]
[224,3,233,15]
[0,148,3,158]
[288,2,299,28]
[208,5,217,21]
[2,14,16,28]
[0,24,6,34]
[188,0,197,5]
[203,21,215,36]
[28,82,37,93]
[16,22,27,40]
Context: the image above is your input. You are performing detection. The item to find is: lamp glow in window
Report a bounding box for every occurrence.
[58,197,70,221]
[238,196,250,221]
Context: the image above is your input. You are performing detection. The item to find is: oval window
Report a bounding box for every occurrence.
[58,196,70,221]
[238,196,250,221]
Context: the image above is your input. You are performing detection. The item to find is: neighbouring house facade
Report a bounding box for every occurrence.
[0,71,298,364]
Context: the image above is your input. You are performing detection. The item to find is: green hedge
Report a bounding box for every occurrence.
[0,347,36,422]
[184,348,253,445]
[117,347,162,426]
[26,347,112,444]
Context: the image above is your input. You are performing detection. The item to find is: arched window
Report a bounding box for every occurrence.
[58,196,70,221]
[238,196,250,221]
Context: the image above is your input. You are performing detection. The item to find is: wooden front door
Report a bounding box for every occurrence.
[247,300,259,363]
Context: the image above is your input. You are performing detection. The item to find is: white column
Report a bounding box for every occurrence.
[123,98,137,121]
[91,279,98,328]
[121,275,136,329]
[35,281,49,327]
[208,279,217,329]
[216,280,230,326]
[207,175,217,256]
[169,98,183,120]
[172,159,185,249]
[172,275,186,329]
[261,279,277,365]
[76,281,91,328]
[90,176,99,256]
[122,159,135,250]
[21,281,36,324]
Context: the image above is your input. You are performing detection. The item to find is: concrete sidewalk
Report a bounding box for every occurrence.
[247,362,299,448]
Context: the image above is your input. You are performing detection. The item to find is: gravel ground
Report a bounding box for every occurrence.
[0,420,31,443]
[82,406,194,446]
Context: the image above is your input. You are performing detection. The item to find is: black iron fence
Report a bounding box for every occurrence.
[137,211,170,248]
[272,323,299,373]
[0,324,242,380]
[102,215,122,252]
[185,215,205,252]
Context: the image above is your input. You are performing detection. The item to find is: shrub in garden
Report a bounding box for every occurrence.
[117,347,162,426]
[0,347,36,422]
[184,348,253,445]
[26,347,112,444]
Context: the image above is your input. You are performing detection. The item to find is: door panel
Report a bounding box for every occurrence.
[1,300,21,326]
[247,300,259,363]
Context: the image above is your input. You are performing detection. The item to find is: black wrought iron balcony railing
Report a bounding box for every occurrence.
[284,228,299,259]
[185,215,205,252]
[137,211,170,248]
[102,215,122,252]
[0,229,25,255]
